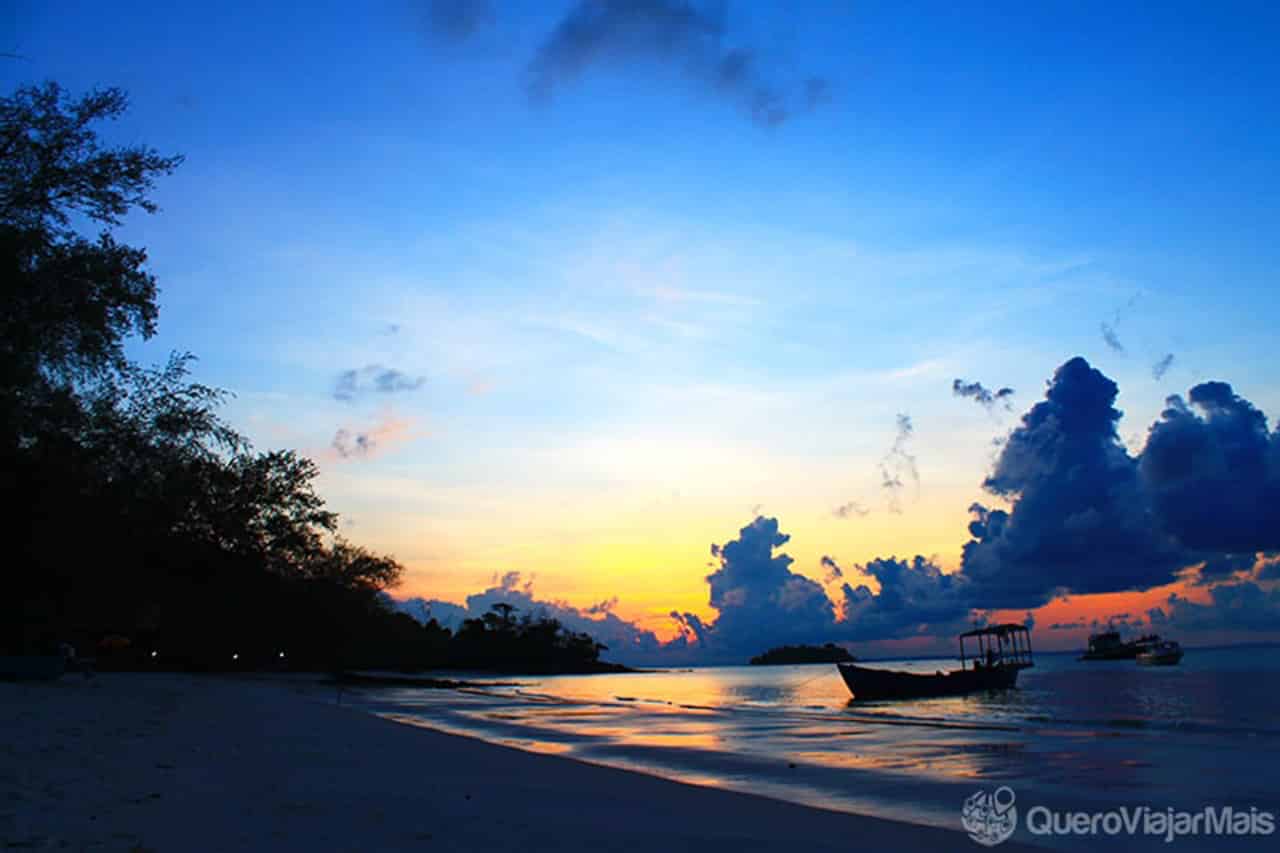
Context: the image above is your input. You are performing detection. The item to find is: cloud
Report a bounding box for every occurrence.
[832,500,868,520]
[422,0,492,40]
[836,555,972,642]
[952,378,1015,412]
[527,0,829,127]
[330,414,417,461]
[960,357,1189,608]
[1193,553,1258,585]
[682,516,836,654]
[333,364,425,402]
[395,571,666,663]
[879,413,918,514]
[1140,381,1280,554]
[1099,292,1141,354]
[1100,322,1125,353]
[1152,353,1174,380]
[1047,620,1086,630]
[668,518,976,661]
[1149,582,1280,633]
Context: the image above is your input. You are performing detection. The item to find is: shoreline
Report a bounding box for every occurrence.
[0,672,1036,851]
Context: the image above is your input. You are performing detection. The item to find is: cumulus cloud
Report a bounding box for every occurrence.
[395,571,666,663]
[1140,381,1280,554]
[1152,353,1175,381]
[1148,582,1280,633]
[836,555,972,642]
[952,379,1015,412]
[666,518,978,661]
[527,0,829,127]
[333,364,425,402]
[960,357,1188,608]
[879,413,919,514]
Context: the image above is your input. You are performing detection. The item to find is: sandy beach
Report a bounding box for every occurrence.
[0,673,1032,851]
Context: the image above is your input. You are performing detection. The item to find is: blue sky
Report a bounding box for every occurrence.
[6,1,1280,655]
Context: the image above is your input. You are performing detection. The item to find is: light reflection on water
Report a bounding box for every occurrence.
[351,648,1280,844]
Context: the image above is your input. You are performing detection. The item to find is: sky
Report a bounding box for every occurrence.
[5,1,1280,662]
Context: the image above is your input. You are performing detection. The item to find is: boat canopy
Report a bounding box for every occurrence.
[959,623,1034,671]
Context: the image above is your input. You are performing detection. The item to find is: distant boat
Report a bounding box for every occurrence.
[1136,640,1183,666]
[1079,629,1160,661]
[837,623,1034,701]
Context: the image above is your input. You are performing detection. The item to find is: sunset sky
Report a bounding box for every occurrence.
[6,1,1279,660]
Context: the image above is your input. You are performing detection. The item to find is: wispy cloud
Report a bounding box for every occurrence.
[526,0,830,127]
[329,413,420,462]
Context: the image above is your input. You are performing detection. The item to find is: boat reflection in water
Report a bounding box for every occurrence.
[838,623,1034,701]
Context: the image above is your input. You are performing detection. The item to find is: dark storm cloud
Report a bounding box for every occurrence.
[1152,353,1175,381]
[879,413,918,514]
[832,500,869,520]
[1193,553,1258,585]
[527,0,829,127]
[1140,381,1280,554]
[1048,620,1086,630]
[836,555,972,642]
[692,516,837,652]
[1148,582,1280,633]
[666,518,979,660]
[422,0,492,40]
[952,378,1015,412]
[960,357,1189,609]
[333,364,425,402]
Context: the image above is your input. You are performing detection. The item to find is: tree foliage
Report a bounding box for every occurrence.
[0,82,411,669]
[1,80,616,674]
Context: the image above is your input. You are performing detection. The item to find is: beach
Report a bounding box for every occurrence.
[1,673,1024,852]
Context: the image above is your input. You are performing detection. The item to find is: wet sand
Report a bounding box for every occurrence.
[0,673,1036,851]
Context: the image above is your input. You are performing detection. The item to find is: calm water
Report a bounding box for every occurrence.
[349,648,1280,850]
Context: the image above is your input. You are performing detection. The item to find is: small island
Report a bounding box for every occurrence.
[749,643,857,665]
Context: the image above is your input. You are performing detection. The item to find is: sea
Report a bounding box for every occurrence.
[347,647,1280,850]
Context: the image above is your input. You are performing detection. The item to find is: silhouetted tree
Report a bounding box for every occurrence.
[0,82,415,668]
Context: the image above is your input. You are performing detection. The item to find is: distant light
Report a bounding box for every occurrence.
[150,651,157,658]
[232,653,239,660]
[278,652,285,658]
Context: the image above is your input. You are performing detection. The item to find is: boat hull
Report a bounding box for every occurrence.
[837,662,1021,701]
[1137,651,1183,666]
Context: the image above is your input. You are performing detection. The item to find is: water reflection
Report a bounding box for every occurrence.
[353,648,1280,836]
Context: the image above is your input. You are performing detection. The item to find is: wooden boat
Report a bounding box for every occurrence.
[838,623,1034,701]
[1079,629,1160,660]
[1136,640,1183,666]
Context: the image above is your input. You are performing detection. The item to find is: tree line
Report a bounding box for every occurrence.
[1,82,614,674]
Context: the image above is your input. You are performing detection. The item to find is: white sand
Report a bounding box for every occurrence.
[1,673,1036,851]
